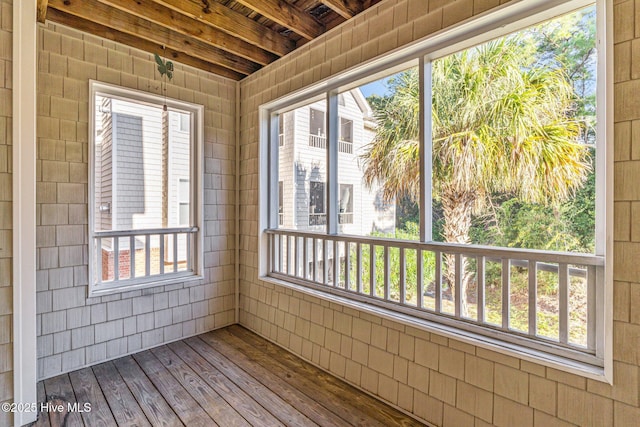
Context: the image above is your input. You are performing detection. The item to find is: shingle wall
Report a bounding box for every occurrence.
[238,0,640,425]
[0,0,11,425]
[35,22,236,380]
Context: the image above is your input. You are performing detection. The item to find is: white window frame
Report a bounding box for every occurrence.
[89,81,204,296]
[259,0,612,381]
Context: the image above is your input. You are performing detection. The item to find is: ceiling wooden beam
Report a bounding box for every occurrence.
[46,8,245,80]
[47,0,261,75]
[37,0,49,23]
[155,0,294,57]
[320,0,362,19]
[86,0,277,65]
[234,0,325,40]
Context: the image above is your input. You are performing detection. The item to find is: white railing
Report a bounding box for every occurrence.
[265,228,605,366]
[308,213,327,226]
[338,139,353,154]
[308,134,326,149]
[309,213,352,226]
[308,135,353,154]
[93,227,198,287]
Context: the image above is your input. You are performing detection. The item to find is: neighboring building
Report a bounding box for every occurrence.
[278,89,395,235]
[95,97,192,280]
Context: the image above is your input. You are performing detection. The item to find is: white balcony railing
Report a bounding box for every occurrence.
[308,134,326,149]
[93,227,198,287]
[308,135,353,154]
[338,139,353,154]
[265,228,605,366]
[309,213,353,225]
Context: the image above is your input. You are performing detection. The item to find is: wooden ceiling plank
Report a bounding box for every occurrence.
[91,0,277,65]
[234,0,325,40]
[155,0,295,57]
[37,0,49,23]
[47,0,260,75]
[319,0,362,19]
[46,8,245,80]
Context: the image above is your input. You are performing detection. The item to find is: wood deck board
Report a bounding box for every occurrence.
[113,356,184,427]
[202,329,386,427]
[32,326,424,427]
[131,351,214,426]
[225,325,425,427]
[31,382,51,427]
[150,344,251,427]
[183,337,350,427]
[178,338,316,427]
[164,340,286,427]
[211,327,413,427]
[68,367,118,427]
[92,362,152,427]
[43,373,85,427]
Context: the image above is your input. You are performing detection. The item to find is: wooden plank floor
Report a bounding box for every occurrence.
[31,325,425,426]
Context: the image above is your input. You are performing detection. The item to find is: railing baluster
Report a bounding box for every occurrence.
[97,237,103,283]
[313,238,318,282]
[502,259,510,329]
[587,265,596,350]
[173,233,178,272]
[345,242,351,291]
[333,240,339,287]
[145,235,151,276]
[323,239,329,285]
[477,256,485,322]
[187,232,192,272]
[303,237,309,280]
[114,237,120,281]
[294,236,299,277]
[357,243,362,294]
[435,251,442,313]
[454,253,462,318]
[370,244,375,297]
[159,234,165,275]
[130,236,136,279]
[290,235,295,275]
[559,263,569,344]
[400,248,406,304]
[417,249,423,309]
[384,246,390,300]
[528,260,537,336]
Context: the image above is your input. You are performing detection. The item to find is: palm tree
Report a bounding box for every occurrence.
[362,37,591,315]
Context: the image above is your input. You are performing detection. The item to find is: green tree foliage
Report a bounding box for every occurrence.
[361,29,593,314]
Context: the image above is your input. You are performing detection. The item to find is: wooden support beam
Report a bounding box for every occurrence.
[155,0,295,57]
[234,0,325,40]
[95,0,277,64]
[49,0,275,66]
[320,0,362,19]
[37,0,48,23]
[46,7,248,80]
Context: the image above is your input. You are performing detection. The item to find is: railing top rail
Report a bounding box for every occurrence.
[94,226,199,238]
[265,228,604,266]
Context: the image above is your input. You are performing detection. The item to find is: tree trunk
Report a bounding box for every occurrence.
[441,189,475,316]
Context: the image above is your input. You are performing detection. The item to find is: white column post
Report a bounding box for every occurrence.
[13,0,38,425]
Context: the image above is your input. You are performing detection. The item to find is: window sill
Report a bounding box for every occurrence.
[89,272,203,298]
[259,274,610,383]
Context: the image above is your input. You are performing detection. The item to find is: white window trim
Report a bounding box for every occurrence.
[259,0,613,382]
[88,81,204,297]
